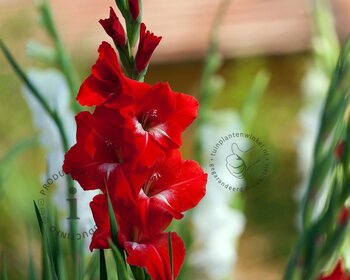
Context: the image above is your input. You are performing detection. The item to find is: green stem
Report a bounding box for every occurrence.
[39,1,81,113]
[113,0,144,81]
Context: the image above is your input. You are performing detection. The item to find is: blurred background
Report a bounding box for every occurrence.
[1,0,350,279]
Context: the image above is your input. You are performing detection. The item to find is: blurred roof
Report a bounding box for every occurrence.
[2,0,350,62]
[52,0,312,61]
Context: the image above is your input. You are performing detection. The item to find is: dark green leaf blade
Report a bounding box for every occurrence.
[100,250,108,280]
[1,254,7,280]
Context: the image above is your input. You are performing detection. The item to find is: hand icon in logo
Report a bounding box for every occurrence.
[226,143,259,179]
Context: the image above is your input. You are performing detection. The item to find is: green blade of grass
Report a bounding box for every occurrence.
[167,232,174,280]
[85,251,99,280]
[28,254,36,280]
[130,266,145,280]
[27,233,37,280]
[1,255,7,280]
[51,209,66,280]
[106,189,130,279]
[100,250,108,280]
[33,201,58,280]
[108,241,131,280]
[106,190,119,246]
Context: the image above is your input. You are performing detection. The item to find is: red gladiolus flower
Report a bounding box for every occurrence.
[115,196,173,243]
[62,110,140,204]
[318,260,350,280]
[77,41,150,107]
[135,23,162,73]
[90,193,173,250]
[125,233,185,280]
[120,82,198,165]
[90,151,206,248]
[99,7,126,47]
[121,150,207,219]
[128,0,140,21]
[89,152,205,278]
[90,193,185,280]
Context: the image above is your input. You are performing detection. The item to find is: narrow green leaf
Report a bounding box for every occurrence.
[108,240,130,280]
[100,250,108,280]
[33,201,45,235]
[85,251,99,280]
[33,201,58,280]
[0,138,37,165]
[41,234,50,280]
[105,188,131,279]
[28,243,37,280]
[241,70,270,130]
[1,39,72,153]
[38,1,81,113]
[130,266,145,280]
[51,209,66,280]
[1,254,7,280]
[0,137,37,193]
[78,238,84,280]
[106,190,118,246]
[0,39,55,118]
[168,232,174,280]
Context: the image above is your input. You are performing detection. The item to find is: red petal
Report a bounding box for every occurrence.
[77,75,110,106]
[90,194,110,251]
[147,153,207,219]
[318,260,350,280]
[169,88,199,129]
[63,113,113,190]
[338,207,350,225]
[124,232,185,280]
[99,7,126,46]
[107,164,141,206]
[334,141,345,161]
[77,42,132,107]
[122,83,198,156]
[135,23,162,72]
[115,193,173,243]
[63,111,135,191]
[120,106,166,168]
[128,0,140,21]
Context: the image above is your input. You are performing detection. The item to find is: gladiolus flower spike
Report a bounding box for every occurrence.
[63,1,207,279]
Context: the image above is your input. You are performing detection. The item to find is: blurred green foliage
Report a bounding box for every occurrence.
[0,55,308,278]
